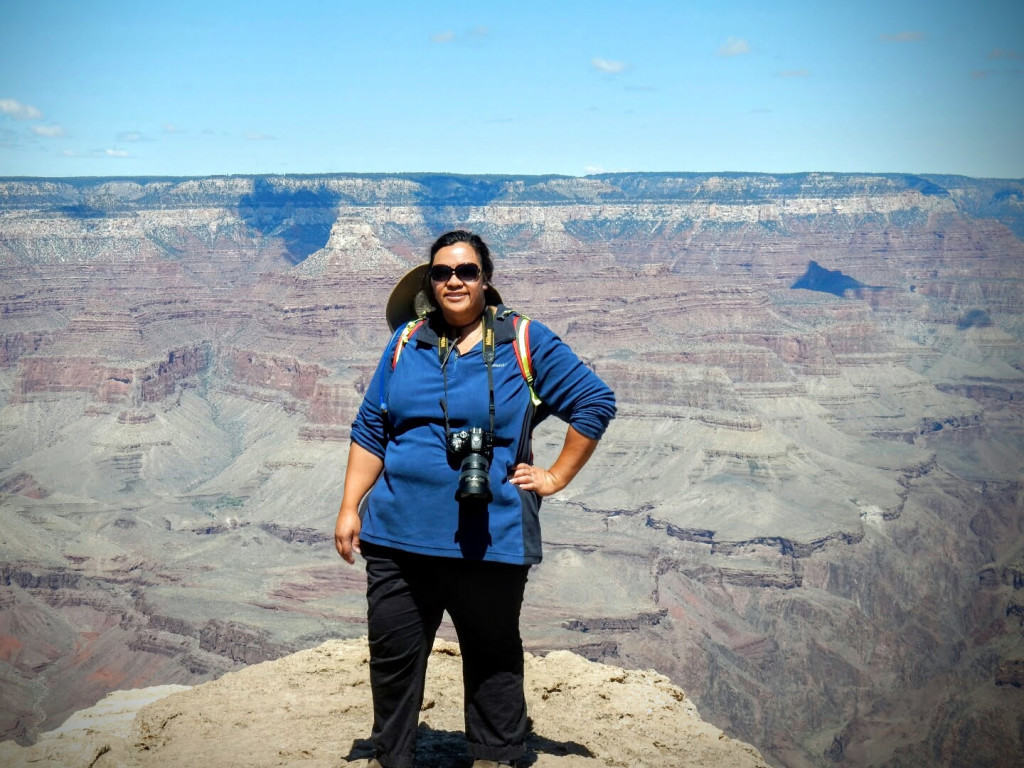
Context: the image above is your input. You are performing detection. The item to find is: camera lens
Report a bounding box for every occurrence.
[456,452,492,502]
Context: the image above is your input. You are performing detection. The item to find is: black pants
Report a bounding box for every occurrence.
[362,542,530,768]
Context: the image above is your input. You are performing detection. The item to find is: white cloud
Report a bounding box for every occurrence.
[0,98,43,120]
[592,57,626,74]
[163,123,184,134]
[104,148,131,158]
[430,26,488,45]
[718,37,750,57]
[118,130,146,142]
[32,124,64,137]
[880,31,924,43]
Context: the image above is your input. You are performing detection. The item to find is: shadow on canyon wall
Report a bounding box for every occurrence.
[238,178,342,264]
[790,260,882,298]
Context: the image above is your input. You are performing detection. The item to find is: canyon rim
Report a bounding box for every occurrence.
[0,172,1022,767]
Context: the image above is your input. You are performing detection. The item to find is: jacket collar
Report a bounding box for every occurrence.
[414,304,518,347]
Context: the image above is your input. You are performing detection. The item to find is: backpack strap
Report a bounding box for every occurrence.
[511,314,541,407]
[391,318,426,369]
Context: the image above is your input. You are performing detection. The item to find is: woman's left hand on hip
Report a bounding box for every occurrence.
[509,463,563,497]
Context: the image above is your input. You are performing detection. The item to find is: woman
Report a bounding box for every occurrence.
[335,230,615,768]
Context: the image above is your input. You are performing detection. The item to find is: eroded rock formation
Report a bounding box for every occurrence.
[0,638,769,768]
[1,172,1022,767]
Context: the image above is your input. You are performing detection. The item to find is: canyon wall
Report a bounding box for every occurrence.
[1,172,1022,767]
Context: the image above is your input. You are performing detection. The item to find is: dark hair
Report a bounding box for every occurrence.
[428,230,494,282]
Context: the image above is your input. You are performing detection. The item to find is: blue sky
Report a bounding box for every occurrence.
[1,0,1022,178]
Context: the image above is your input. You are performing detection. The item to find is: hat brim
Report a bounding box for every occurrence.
[386,264,503,332]
[386,264,430,332]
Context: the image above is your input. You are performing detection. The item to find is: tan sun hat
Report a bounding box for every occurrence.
[385,264,504,332]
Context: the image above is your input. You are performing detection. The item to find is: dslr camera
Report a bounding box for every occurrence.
[447,427,494,502]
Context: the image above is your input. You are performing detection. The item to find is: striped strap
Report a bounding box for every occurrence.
[512,314,541,406]
[391,318,426,369]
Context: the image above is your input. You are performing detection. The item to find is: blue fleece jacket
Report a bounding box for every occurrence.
[350,306,616,564]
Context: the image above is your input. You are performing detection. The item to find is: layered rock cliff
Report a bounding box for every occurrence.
[1,172,1022,767]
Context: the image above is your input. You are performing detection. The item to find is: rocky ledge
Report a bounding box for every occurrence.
[0,637,768,768]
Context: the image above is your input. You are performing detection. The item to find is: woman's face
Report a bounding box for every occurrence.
[431,242,488,327]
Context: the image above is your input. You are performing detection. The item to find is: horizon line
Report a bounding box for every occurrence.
[2,169,1022,183]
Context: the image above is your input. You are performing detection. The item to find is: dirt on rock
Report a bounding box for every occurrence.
[0,637,768,768]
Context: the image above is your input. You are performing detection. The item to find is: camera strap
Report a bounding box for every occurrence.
[440,308,496,441]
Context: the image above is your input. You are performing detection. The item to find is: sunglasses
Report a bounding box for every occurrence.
[428,263,483,283]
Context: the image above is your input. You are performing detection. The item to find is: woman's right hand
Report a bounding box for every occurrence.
[334,506,362,564]
[335,442,384,565]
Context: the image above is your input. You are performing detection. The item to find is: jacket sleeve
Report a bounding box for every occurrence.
[528,320,616,440]
[350,329,404,459]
